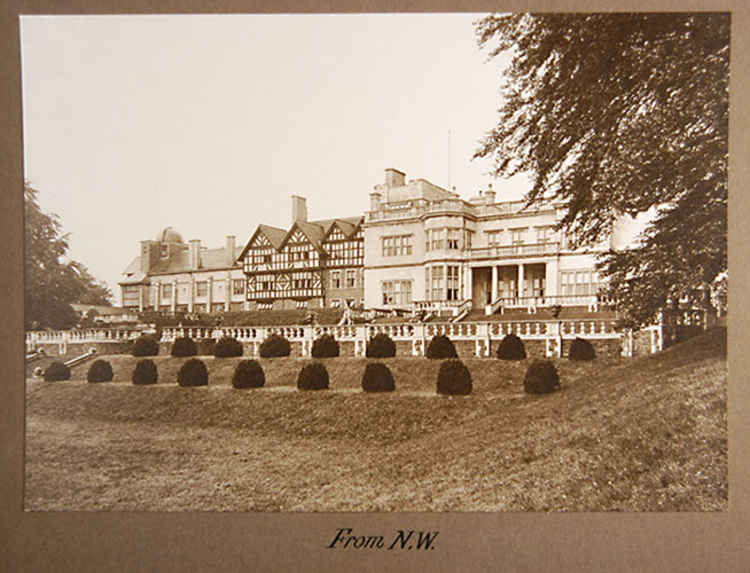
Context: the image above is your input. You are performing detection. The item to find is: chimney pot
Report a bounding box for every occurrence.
[226,235,236,266]
[189,239,201,270]
[384,168,406,188]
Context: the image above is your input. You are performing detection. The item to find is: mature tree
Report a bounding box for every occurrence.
[475,13,728,326]
[24,183,112,329]
[73,262,114,306]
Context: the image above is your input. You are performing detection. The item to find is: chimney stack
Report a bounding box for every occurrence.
[226,235,236,266]
[291,195,308,224]
[385,168,405,188]
[189,239,201,270]
[140,240,158,273]
[369,192,382,211]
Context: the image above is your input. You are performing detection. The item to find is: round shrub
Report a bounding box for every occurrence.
[259,334,291,358]
[365,333,396,358]
[197,338,217,356]
[569,337,596,361]
[297,362,329,391]
[232,359,265,389]
[132,335,159,357]
[425,334,458,359]
[523,360,560,394]
[87,359,113,383]
[171,336,197,357]
[177,358,208,387]
[436,360,472,395]
[214,336,243,358]
[361,362,395,393]
[132,359,158,385]
[44,361,70,382]
[496,333,527,360]
[311,334,339,358]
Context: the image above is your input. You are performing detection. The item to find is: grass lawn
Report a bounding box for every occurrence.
[24,328,727,511]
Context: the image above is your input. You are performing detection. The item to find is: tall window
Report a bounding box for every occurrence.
[346,269,357,288]
[464,229,474,249]
[196,281,208,297]
[430,266,444,301]
[446,266,460,300]
[162,284,172,300]
[232,279,245,296]
[331,270,341,289]
[560,270,600,296]
[447,228,461,250]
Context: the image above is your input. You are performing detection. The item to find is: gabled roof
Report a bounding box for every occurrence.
[237,224,288,260]
[281,220,326,253]
[321,217,363,240]
[119,256,148,285]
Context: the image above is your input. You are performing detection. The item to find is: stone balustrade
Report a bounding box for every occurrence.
[27,318,645,359]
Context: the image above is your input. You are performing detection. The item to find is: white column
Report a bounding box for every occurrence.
[491,266,498,302]
[224,272,232,312]
[208,276,214,313]
[189,276,195,312]
[518,263,525,300]
[171,279,177,313]
[138,286,144,312]
[154,280,160,310]
[464,264,472,302]
[443,263,448,302]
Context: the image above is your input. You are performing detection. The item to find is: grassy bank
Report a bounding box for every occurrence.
[25,328,727,511]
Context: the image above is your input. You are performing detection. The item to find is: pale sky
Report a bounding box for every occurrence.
[21,14,530,304]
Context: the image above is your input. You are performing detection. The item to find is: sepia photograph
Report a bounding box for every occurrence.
[21,10,728,518]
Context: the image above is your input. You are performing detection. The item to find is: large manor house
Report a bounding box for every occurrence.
[119,168,636,319]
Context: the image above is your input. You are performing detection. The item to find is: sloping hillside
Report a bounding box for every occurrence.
[25,328,726,511]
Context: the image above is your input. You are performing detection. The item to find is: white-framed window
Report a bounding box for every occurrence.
[296,300,308,309]
[331,270,341,289]
[486,230,503,246]
[232,279,245,295]
[510,228,526,245]
[257,302,272,310]
[381,280,413,305]
[382,234,413,257]
[446,265,460,301]
[345,269,357,288]
[162,284,172,299]
[447,228,461,250]
[196,281,208,297]
[430,266,444,301]
[330,299,341,308]
[536,226,553,244]
[560,270,600,296]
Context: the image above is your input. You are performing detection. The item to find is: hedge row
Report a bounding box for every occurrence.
[42,356,562,397]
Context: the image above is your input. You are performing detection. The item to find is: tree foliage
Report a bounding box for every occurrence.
[25,183,113,329]
[475,13,728,325]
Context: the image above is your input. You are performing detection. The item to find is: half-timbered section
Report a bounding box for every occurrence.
[237,196,364,311]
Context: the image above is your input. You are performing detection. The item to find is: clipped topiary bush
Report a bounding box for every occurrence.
[171,336,197,357]
[496,333,527,360]
[361,362,396,393]
[259,333,291,358]
[425,334,458,359]
[569,337,596,361]
[197,338,217,356]
[297,362,329,391]
[436,359,472,395]
[44,360,71,382]
[311,334,339,358]
[214,336,243,358]
[365,333,396,358]
[177,358,208,387]
[232,359,265,389]
[87,359,113,383]
[132,359,158,385]
[523,360,560,394]
[132,335,159,357]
